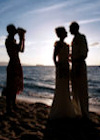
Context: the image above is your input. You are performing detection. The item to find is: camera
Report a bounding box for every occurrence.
[17,28,26,52]
[17,27,26,37]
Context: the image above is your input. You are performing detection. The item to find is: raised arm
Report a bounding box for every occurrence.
[17,28,26,52]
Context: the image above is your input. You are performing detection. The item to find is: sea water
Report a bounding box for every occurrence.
[0,66,100,111]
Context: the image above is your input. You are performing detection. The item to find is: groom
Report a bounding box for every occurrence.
[70,22,89,117]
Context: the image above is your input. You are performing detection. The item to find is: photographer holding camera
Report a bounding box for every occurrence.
[5,24,26,113]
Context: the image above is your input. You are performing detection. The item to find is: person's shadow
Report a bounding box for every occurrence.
[43,113,100,140]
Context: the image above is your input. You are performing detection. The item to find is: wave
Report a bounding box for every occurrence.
[0,84,5,89]
[24,77,34,81]
[89,97,100,106]
[24,82,54,94]
[22,92,54,99]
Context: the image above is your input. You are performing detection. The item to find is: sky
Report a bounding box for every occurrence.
[0,0,100,66]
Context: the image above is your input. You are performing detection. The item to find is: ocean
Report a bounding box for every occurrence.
[0,66,100,112]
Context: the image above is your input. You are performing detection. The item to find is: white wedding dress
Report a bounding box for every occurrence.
[49,41,76,119]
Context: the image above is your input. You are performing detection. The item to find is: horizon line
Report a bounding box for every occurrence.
[0,62,100,67]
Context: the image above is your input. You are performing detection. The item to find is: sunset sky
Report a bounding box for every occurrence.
[0,0,100,66]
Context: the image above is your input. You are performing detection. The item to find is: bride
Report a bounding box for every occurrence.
[49,27,76,119]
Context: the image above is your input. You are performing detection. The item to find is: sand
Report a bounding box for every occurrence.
[0,96,100,140]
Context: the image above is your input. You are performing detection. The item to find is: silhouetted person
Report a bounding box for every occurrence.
[49,27,75,119]
[70,22,88,117]
[5,24,26,113]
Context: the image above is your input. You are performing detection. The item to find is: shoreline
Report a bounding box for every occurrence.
[1,93,100,115]
[17,95,100,115]
[17,95,53,106]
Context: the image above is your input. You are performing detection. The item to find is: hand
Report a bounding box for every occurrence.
[17,28,26,39]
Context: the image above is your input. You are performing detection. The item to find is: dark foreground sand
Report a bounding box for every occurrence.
[0,97,100,140]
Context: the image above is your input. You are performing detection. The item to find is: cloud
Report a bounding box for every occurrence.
[25,40,37,47]
[0,36,6,47]
[0,0,28,16]
[0,1,19,15]
[78,18,100,25]
[64,18,100,27]
[0,5,13,15]
[26,1,70,15]
[90,42,100,47]
[36,2,69,12]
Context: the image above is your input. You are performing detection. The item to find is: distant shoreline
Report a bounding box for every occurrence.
[0,63,100,67]
[0,62,54,67]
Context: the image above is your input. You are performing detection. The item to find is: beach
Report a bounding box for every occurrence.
[0,96,50,140]
[0,96,100,140]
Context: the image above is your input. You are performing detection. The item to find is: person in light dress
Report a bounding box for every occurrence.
[49,27,76,119]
